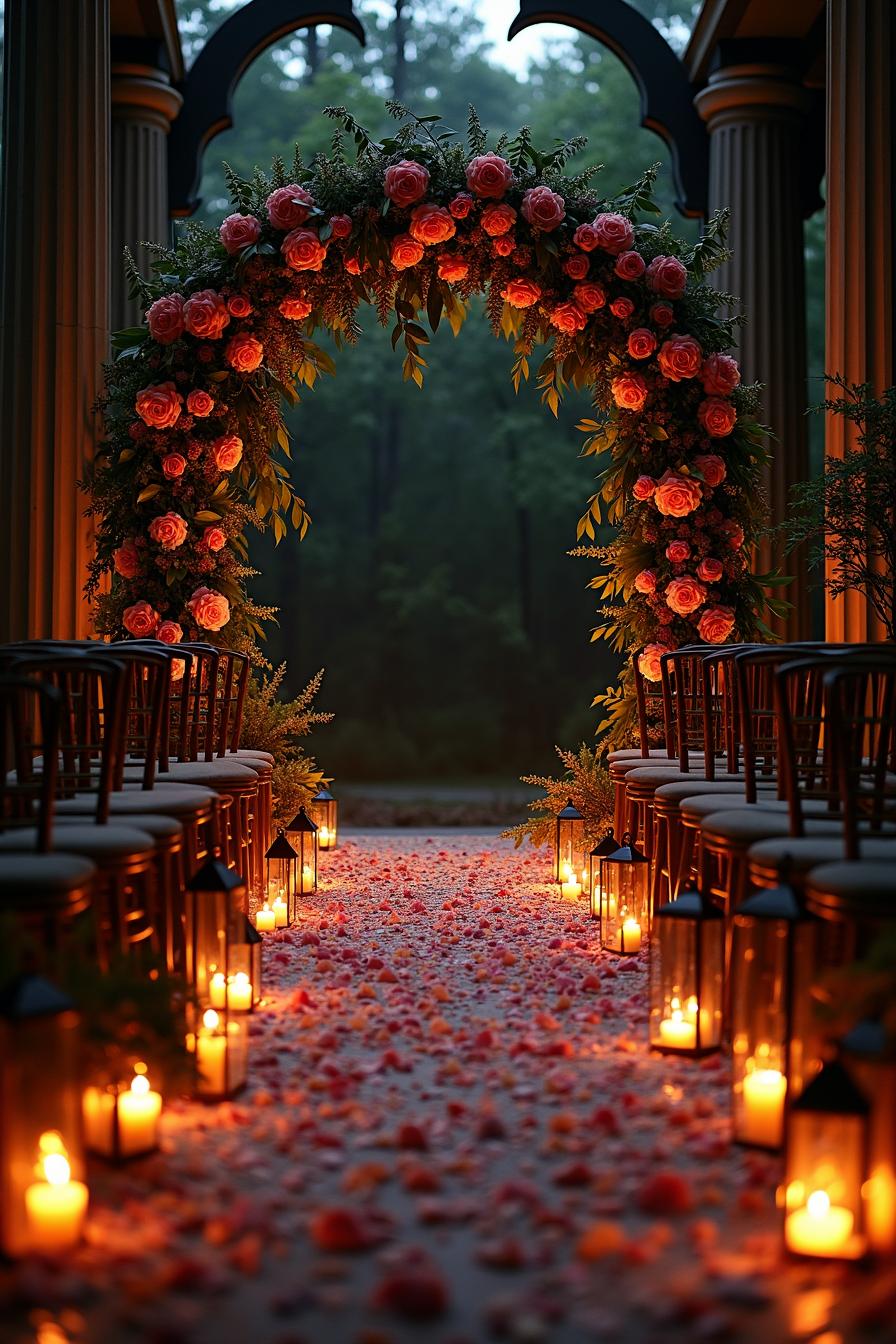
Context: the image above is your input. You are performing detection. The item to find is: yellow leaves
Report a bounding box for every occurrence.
[136,484,160,504]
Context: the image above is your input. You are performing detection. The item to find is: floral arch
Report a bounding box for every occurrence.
[86,105,784,739]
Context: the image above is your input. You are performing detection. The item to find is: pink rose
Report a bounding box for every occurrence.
[390,234,425,271]
[282,228,327,271]
[614,250,646,281]
[521,186,565,232]
[146,293,184,345]
[502,278,541,309]
[492,235,514,257]
[697,605,736,644]
[572,222,600,252]
[701,353,741,396]
[698,397,737,438]
[592,212,634,255]
[449,193,474,219]
[183,289,230,340]
[265,183,314,230]
[480,203,516,237]
[638,643,666,683]
[212,434,243,471]
[697,557,724,583]
[437,256,470,282]
[611,372,649,412]
[693,453,727,488]
[549,302,587,335]
[665,575,708,616]
[156,620,183,645]
[465,153,514,199]
[658,334,703,382]
[409,203,456,246]
[226,332,264,373]
[666,540,691,563]
[186,389,215,417]
[650,302,675,328]
[219,212,261,255]
[634,569,657,594]
[122,600,159,638]
[280,297,312,320]
[161,453,187,479]
[384,160,430,208]
[328,213,352,239]
[135,381,182,429]
[646,255,688,299]
[563,254,589,280]
[633,475,656,501]
[113,538,139,579]
[610,297,635,319]
[572,282,606,314]
[203,525,227,552]
[627,328,657,360]
[148,511,188,551]
[653,469,703,518]
[187,586,231,632]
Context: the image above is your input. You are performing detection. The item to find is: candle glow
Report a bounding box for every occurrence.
[24,1132,88,1252]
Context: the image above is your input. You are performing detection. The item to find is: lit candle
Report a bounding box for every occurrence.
[561,873,582,900]
[117,1068,162,1156]
[209,970,227,1008]
[255,902,275,932]
[319,825,333,849]
[195,1008,227,1096]
[82,1086,116,1154]
[24,1134,88,1252]
[741,1058,787,1148]
[302,863,315,892]
[786,1190,855,1257]
[616,918,642,954]
[581,867,590,893]
[272,896,288,928]
[601,894,617,922]
[658,1000,697,1050]
[226,972,253,1013]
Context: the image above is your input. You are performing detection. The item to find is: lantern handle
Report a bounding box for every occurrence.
[621,831,633,846]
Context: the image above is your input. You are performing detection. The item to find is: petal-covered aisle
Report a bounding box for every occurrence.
[5,837,892,1344]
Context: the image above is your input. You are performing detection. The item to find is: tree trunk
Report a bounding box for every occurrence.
[305,27,319,84]
[392,0,407,102]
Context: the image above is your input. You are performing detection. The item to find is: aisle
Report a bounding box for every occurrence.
[5,837,890,1343]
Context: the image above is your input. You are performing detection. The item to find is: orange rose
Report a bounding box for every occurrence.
[122,600,159,637]
[697,605,736,643]
[638,643,667,683]
[549,302,587,334]
[157,620,183,644]
[502,278,541,309]
[113,538,139,579]
[480,203,516,237]
[409,204,456,245]
[697,557,724,583]
[183,289,230,340]
[390,234,425,271]
[148,511,188,551]
[161,453,187,479]
[187,586,231,632]
[135,381,182,429]
[657,334,703,382]
[653,470,703,518]
[212,434,243,471]
[186,389,215,417]
[437,256,470,282]
[573,282,607,314]
[282,228,327,271]
[693,454,726,487]
[698,397,737,438]
[634,569,657,594]
[203,525,226,552]
[611,372,648,412]
[226,333,264,372]
[633,475,656,501]
[701,353,740,396]
[280,297,313,320]
[627,328,657,360]
[664,575,708,616]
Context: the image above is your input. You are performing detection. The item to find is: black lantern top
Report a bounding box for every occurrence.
[241,915,262,949]
[0,974,75,1021]
[590,830,619,859]
[265,829,298,861]
[287,806,319,834]
[605,831,649,866]
[186,858,246,895]
[656,888,724,922]
[312,787,335,803]
[557,798,583,821]
[737,882,807,922]
[790,1059,870,1118]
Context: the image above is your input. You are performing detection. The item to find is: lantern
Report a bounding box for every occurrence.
[240,916,263,1008]
[0,975,87,1256]
[840,1020,896,1256]
[649,890,724,1056]
[555,798,584,888]
[598,832,649,954]
[184,860,250,1099]
[588,830,618,919]
[783,1060,869,1260]
[82,1062,162,1163]
[264,828,298,926]
[285,806,318,895]
[730,883,819,1150]
[309,786,338,850]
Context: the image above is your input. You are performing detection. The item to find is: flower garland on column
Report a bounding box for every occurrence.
[85,103,785,741]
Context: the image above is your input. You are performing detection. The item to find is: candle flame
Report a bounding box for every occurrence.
[807,1190,830,1219]
[234,972,249,986]
[203,1008,220,1030]
[131,1073,151,1096]
[43,1152,71,1186]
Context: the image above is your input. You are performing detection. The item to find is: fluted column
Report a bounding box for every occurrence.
[0,0,110,642]
[825,0,895,642]
[695,64,812,639]
[111,62,183,330]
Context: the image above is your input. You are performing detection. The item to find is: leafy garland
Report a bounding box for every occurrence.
[85,103,784,739]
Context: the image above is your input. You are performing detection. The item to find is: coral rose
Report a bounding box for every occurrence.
[697,605,736,644]
[521,186,565,232]
[465,152,514,198]
[693,453,727,487]
[344,255,362,275]
[723,521,745,550]
[384,160,430,208]
[227,295,252,318]
[186,389,215,417]
[212,434,243,471]
[148,511,188,551]
[698,397,737,437]
[203,525,227,552]
[650,302,675,327]
[646,254,688,298]
[666,540,691,563]
[492,235,514,257]
[219,213,261,255]
[161,453,187,479]
[226,332,264,373]
[147,293,184,345]
[610,297,635,319]
[183,289,230,340]
[390,234,425,270]
[627,328,657,360]
[156,620,183,645]
[632,475,656,501]
[187,586,231,632]
[572,222,600,252]
[634,569,657,594]
[638,643,666,683]
[563,254,589,280]
[697,557,724,583]
[611,372,649,412]
[665,575,708,616]
[480,203,516,237]
[409,203,456,245]
[653,469,703,518]
[614,250,646,281]
[657,334,703,382]
[282,228,327,271]
[502,278,541,308]
[113,538,139,579]
[437,256,469,282]
[135,381,182,429]
[329,213,352,239]
[549,302,587,335]
[573,282,606,314]
[701,352,741,396]
[449,193,474,219]
[122,600,159,638]
[265,183,314,230]
[280,297,313,320]
[592,212,634,255]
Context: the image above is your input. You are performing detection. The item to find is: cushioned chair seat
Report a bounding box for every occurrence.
[607,748,677,764]
[700,809,845,844]
[611,754,708,779]
[0,823,155,860]
[655,779,750,805]
[231,749,275,766]
[748,836,896,874]
[804,860,894,912]
[624,764,740,787]
[151,760,259,786]
[58,784,218,817]
[680,791,781,819]
[0,852,96,894]
[56,812,182,843]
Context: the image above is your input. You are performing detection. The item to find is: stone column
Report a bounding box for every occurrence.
[0,0,110,642]
[111,60,183,330]
[695,64,812,640]
[824,0,895,642]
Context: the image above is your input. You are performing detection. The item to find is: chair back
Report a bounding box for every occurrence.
[0,676,61,852]
[107,644,173,788]
[633,649,673,758]
[215,649,251,756]
[825,658,896,859]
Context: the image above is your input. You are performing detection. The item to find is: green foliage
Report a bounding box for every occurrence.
[240,664,333,822]
[503,744,615,850]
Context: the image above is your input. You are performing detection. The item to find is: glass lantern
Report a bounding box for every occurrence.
[649,890,724,1056]
[0,975,88,1256]
[588,830,618,918]
[240,916,263,1008]
[264,828,298,926]
[82,1062,163,1163]
[555,798,585,887]
[309,787,338,851]
[840,1020,896,1256]
[285,806,318,895]
[783,1059,869,1260]
[598,832,650,955]
[730,884,820,1150]
[184,860,250,1100]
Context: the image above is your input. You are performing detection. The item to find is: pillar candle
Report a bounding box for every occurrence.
[117,1072,162,1156]
[255,902,275,932]
[24,1140,88,1252]
[786,1190,855,1257]
[741,1061,787,1148]
[272,896,288,928]
[195,1009,228,1095]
